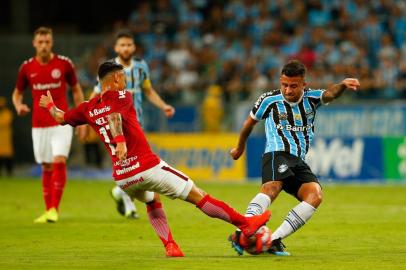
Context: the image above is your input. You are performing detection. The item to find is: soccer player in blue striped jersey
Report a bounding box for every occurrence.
[228,60,360,256]
[92,31,175,219]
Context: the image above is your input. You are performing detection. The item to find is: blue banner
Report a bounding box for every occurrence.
[246,136,266,179]
[306,137,383,181]
[315,105,406,136]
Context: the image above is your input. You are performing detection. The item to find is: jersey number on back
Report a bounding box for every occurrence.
[99,125,116,155]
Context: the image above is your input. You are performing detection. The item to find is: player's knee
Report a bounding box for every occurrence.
[198,188,207,197]
[185,185,204,204]
[153,192,161,203]
[306,190,323,208]
[315,190,323,206]
[260,181,282,200]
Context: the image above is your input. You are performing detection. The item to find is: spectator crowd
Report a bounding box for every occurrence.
[77,0,406,105]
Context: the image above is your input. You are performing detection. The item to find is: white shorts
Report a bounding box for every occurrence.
[32,125,73,164]
[116,160,194,202]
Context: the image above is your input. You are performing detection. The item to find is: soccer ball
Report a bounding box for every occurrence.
[239,225,272,255]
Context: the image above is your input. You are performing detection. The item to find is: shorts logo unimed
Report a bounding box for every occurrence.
[278,164,288,173]
[120,177,145,189]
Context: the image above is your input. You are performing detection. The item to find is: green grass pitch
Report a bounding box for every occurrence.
[0,178,406,270]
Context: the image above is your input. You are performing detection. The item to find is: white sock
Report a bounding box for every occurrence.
[245,193,271,217]
[272,201,316,241]
[112,186,137,213]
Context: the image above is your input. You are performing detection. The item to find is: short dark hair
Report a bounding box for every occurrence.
[281,60,306,77]
[98,61,123,80]
[34,26,52,38]
[115,30,134,42]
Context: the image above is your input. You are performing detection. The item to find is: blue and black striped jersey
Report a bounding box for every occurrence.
[250,89,325,160]
[94,57,151,127]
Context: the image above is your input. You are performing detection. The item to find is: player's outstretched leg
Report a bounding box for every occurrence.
[185,185,271,237]
[144,193,183,257]
[111,185,139,219]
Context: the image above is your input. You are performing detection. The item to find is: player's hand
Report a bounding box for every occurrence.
[39,90,54,109]
[342,78,360,91]
[75,125,88,142]
[162,104,175,118]
[230,147,244,160]
[15,104,31,116]
[116,142,127,161]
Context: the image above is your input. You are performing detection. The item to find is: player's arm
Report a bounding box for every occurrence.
[143,80,175,118]
[71,82,85,107]
[322,78,360,103]
[39,91,65,123]
[13,62,31,116]
[70,82,87,140]
[107,112,127,161]
[65,57,84,106]
[12,88,31,116]
[66,57,87,139]
[230,115,258,160]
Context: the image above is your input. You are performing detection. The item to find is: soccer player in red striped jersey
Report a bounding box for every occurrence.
[92,31,176,220]
[12,27,86,223]
[38,61,271,257]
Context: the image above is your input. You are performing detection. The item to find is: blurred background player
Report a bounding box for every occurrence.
[39,60,271,257]
[229,60,360,255]
[0,96,14,177]
[12,26,85,223]
[91,31,175,219]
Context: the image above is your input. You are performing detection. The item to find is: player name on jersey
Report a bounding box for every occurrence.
[89,106,111,117]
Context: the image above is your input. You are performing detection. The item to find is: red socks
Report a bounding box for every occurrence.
[147,201,174,246]
[42,170,53,210]
[196,195,246,227]
[51,162,67,211]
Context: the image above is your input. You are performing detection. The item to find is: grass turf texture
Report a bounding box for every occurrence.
[0,178,406,270]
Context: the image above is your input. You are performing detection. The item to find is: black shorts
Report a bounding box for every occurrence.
[262,151,320,198]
